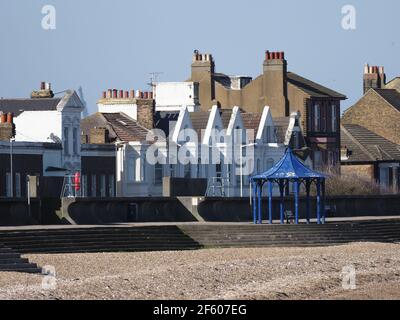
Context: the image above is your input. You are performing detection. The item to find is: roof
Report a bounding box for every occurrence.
[373,89,400,112]
[252,148,325,180]
[81,112,152,143]
[241,113,262,139]
[154,112,179,138]
[287,72,346,99]
[273,117,290,144]
[189,112,210,138]
[0,98,61,116]
[102,113,152,142]
[220,109,233,129]
[341,124,400,163]
[385,77,400,91]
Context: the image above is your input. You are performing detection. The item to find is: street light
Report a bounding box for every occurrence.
[240,142,257,198]
[10,137,15,198]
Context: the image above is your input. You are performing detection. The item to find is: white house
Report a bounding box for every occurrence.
[0,84,85,175]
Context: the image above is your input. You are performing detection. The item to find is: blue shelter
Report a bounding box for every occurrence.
[251,148,326,225]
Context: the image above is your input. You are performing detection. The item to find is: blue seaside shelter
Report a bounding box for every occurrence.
[250,148,326,225]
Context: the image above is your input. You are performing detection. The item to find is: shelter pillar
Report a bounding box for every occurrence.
[322,179,326,224]
[258,183,262,224]
[294,180,299,225]
[268,181,273,224]
[252,182,257,225]
[279,181,285,224]
[316,179,321,225]
[306,181,311,224]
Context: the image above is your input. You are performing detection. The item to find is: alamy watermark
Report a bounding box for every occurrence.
[342,265,356,290]
[41,5,56,30]
[42,265,57,290]
[341,5,356,30]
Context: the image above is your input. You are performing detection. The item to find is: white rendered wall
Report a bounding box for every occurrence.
[155,82,199,112]
[97,103,137,121]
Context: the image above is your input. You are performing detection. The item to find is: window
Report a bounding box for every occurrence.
[154,163,163,185]
[108,175,115,197]
[169,164,176,178]
[81,175,87,197]
[265,126,271,143]
[5,173,11,197]
[331,105,337,132]
[216,163,222,179]
[64,127,70,156]
[73,128,78,155]
[100,175,106,197]
[314,104,320,132]
[15,173,21,198]
[91,174,97,197]
[184,164,191,179]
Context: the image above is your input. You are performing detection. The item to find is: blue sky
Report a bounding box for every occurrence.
[0,0,399,115]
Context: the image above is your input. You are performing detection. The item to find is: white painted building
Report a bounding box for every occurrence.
[154,82,200,112]
[0,86,85,174]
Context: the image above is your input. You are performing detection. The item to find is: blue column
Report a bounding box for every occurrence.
[258,183,262,224]
[279,181,284,224]
[306,181,311,225]
[252,182,257,225]
[316,179,321,225]
[268,181,273,224]
[294,180,299,225]
[322,179,326,225]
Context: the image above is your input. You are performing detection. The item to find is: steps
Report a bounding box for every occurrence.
[180,220,400,248]
[0,226,203,254]
[0,244,42,273]
[0,220,398,256]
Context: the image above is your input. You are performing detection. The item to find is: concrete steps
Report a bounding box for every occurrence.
[0,245,42,273]
[0,226,203,254]
[180,220,400,248]
[0,220,398,255]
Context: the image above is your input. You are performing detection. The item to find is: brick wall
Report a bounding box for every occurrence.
[342,90,400,145]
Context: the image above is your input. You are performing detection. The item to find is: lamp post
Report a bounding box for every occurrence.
[10,137,15,198]
[240,142,257,198]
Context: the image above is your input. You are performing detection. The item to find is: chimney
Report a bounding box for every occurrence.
[137,100,155,130]
[363,64,386,94]
[191,50,215,111]
[89,127,109,144]
[102,91,107,99]
[31,81,54,99]
[130,90,135,99]
[0,112,15,141]
[107,89,113,98]
[263,50,289,117]
[113,89,118,99]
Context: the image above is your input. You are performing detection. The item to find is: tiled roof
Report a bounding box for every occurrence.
[102,113,152,142]
[273,117,290,144]
[373,89,400,112]
[220,109,233,129]
[189,112,210,139]
[341,124,400,163]
[241,113,262,141]
[0,98,61,116]
[287,72,346,99]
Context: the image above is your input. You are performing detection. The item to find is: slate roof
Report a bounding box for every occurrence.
[373,89,400,112]
[81,112,153,143]
[0,98,61,116]
[341,124,400,163]
[189,112,210,139]
[241,113,262,141]
[273,117,290,144]
[220,109,233,129]
[287,72,346,99]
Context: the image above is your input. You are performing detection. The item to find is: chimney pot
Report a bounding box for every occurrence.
[41,82,46,90]
[280,52,285,60]
[124,91,129,98]
[119,90,124,99]
[107,89,112,98]
[0,113,6,123]
[113,89,118,99]
[102,91,107,99]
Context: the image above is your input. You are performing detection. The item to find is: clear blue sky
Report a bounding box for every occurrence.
[0,0,399,115]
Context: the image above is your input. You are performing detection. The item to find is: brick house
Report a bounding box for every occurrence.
[187,50,347,170]
[341,124,400,193]
[343,65,400,146]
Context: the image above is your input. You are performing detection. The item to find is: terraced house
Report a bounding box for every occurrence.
[187,50,347,171]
